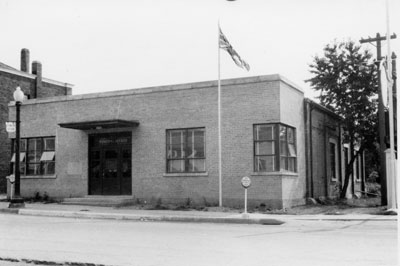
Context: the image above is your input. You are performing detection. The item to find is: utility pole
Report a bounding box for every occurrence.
[360,33,396,206]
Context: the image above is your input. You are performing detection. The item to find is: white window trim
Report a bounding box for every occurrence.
[355,156,362,182]
[329,138,339,181]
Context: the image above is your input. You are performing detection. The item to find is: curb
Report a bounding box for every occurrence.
[0,257,109,266]
[293,217,397,222]
[0,208,19,214]
[1,207,396,224]
[5,209,285,225]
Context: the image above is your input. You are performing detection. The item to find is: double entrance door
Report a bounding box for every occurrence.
[89,132,132,195]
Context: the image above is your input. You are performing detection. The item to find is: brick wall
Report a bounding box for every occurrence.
[8,75,309,209]
[39,81,71,98]
[0,69,71,193]
[304,101,345,200]
[0,73,35,193]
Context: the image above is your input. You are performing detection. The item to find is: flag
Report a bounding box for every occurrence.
[219,27,250,71]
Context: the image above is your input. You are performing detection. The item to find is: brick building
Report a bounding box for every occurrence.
[304,100,365,200]
[6,73,365,208]
[0,49,73,193]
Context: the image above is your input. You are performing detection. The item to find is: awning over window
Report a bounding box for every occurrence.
[58,119,140,130]
[40,151,55,161]
[11,152,26,162]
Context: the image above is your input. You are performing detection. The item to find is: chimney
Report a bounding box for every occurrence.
[20,48,30,73]
[31,61,42,98]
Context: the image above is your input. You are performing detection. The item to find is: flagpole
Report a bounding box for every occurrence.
[385,0,396,210]
[217,21,223,207]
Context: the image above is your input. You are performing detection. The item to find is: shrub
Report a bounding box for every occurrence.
[366,182,381,197]
[34,192,42,201]
[367,171,379,183]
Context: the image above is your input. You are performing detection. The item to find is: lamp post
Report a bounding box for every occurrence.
[9,87,25,208]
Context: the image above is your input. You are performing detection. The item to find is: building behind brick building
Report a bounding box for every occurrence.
[0,49,73,193]
[6,73,365,208]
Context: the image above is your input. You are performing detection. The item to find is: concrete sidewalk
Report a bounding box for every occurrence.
[0,200,397,224]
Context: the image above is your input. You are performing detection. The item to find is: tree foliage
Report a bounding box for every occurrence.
[306,41,379,198]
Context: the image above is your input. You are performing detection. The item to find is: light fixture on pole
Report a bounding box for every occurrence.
[9,86,25,208]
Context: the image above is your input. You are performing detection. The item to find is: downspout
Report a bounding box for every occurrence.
[324,114,329,198]
[309,103,314,198]
[304,101,310,198]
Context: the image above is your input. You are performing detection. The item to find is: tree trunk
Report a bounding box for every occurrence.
[340,146,363,199]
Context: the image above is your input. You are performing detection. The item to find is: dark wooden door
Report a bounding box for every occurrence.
[102,148,120,195]
[89,133,132,195]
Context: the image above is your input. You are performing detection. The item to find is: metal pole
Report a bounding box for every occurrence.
[14,101,21,198]
[386,0,396,209]
[9,101,24,208]
[218,22,222,207]
[244,188,247,214]
[377,35,388,206]
[393,52,399,211]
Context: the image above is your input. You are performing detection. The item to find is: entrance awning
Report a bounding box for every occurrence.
[58,119,139,130]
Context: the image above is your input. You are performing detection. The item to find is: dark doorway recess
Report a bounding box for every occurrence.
[89,132,132,195]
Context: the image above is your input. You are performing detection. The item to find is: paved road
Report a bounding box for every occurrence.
[0,214,397,266]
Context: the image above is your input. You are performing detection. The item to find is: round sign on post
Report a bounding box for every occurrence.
[241,176,251,219]
[241,176,251,188]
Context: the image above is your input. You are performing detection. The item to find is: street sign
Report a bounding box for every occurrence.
[5,122,16,133]
[241,176,251,188]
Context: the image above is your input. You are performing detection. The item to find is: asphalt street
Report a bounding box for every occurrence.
[0,214,397,266]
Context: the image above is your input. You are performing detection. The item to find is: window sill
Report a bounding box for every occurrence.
[21,175,57,179]
[251,171,298,177]
[163,172,209,177]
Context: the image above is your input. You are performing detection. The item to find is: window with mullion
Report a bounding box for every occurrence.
[286,127,297,172]
[279,125,297,172]
[254,124,297,173]
[187,128,205,172]
[166,128,205,173]
[11,137,55,176]
[329,142,337,180]
[27,138,42,175]
[10,139,27,175]
[254,124,276,172]
[41,137,56,175]
[279,126,288,170]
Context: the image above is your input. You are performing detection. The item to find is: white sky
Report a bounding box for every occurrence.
[0,0,399,98]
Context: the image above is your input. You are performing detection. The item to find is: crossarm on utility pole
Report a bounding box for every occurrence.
[360,33,396,44]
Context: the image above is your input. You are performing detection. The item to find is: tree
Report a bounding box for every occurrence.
[306,41,379,199]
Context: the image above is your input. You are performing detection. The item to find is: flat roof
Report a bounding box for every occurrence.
[305,98,343,121]
[11,74,304,106]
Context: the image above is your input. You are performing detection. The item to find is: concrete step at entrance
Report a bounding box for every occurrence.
[62,196,136,207]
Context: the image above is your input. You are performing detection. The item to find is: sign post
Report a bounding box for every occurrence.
[241,176,251,218]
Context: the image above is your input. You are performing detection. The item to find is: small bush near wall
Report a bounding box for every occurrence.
[366,182,381,197]
[24,191,59,203]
